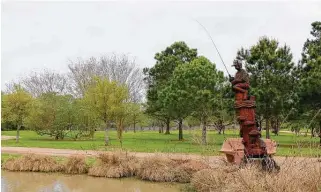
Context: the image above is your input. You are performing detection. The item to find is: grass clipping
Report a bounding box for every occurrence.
[137,155,210,183]
[64,155,88,174]
[191,158,321,192]
[88,152,139,178]
[2,154,63,172]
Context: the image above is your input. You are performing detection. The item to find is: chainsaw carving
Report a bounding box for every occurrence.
[220,60,279,171]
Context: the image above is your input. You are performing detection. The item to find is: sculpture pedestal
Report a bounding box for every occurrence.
[220,138,277,165]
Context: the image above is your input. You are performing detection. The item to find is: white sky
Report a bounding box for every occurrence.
[1,1,321,89]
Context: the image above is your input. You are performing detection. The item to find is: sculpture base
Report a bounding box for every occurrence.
[220,138,277,165]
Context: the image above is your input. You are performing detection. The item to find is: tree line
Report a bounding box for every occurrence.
[2,21,320,145]
[1,54,147,145]
[143,21,321,144]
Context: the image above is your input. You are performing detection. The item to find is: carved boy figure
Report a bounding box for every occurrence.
[229,60,250,100]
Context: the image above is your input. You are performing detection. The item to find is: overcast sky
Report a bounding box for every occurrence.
[1,1,321,89]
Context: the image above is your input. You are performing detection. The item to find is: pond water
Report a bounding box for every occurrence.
[1,171,180,192]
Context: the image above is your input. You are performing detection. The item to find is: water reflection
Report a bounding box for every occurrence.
[1,171,179,192]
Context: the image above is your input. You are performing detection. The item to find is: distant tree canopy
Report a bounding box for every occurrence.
[2,53,147,144]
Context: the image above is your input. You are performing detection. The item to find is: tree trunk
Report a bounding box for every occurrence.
[165,118,170,134]
[275,118,280,136]
[117,119,123,148]
[90,129,95,140]
[178,119,183,140]
[16,124,21,143]
[266,118,270,139]
[133,121,136,133]
[319,120,321,147]
[202,120,207,145]
[105,121,110,146]
[259,119,262,131]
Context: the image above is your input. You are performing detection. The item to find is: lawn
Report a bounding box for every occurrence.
[1,129,320,157]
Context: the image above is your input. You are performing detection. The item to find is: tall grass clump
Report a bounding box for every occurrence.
[88,151,139,178]
[2,154,63,172]
[64,155,88,174]
[137,154,210,183]
[191,157,321,192]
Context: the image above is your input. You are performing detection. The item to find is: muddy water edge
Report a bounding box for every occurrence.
[1,171,181,192]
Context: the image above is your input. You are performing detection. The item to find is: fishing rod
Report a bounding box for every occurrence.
[194,19,231,77]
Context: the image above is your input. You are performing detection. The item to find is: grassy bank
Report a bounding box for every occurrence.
[1,153,320,192]
[2,130,320,157]
[1,152,209,183]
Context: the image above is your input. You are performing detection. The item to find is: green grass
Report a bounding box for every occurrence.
[1,153,21,164]
[1,129,320,157]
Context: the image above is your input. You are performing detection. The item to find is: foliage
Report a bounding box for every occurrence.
[297,21,321,142]
[84,76,129,145]
[71,99,101,140]
[1,85,33,142]
[25,93,76,140]
[160,56,224,143]
[125,103,144,133]
[236,36,296,138]
[143,41,198,135]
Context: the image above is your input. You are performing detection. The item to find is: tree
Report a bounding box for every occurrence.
[84,77,128,145]
[67,57,99,97]
[236,37,296,138]
[1,85,33,142]
[125,103,144,133]
[298,21,321,145]
[160,56,224,143]
[72,98,101,140]
[143,41,198,135]
[68,53,144,102]
[21,69,68,97]
[109,87,129,147]
[25,93,75,140]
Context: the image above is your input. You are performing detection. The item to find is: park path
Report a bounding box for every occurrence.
[1,136,16,140]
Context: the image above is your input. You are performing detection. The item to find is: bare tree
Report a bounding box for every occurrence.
[3,81,21,94]
[20,69,68,97]
[98,54,145,102]
[67,57,100,97]
[68,53,145,102]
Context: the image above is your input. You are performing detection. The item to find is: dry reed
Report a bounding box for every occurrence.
[2,154,63,172]
[88,151,139,178]
[191,157,321,192]
[64,155,88,174]
[137,155,210,183]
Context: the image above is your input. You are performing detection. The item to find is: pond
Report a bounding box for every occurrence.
[1,171,180,192]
